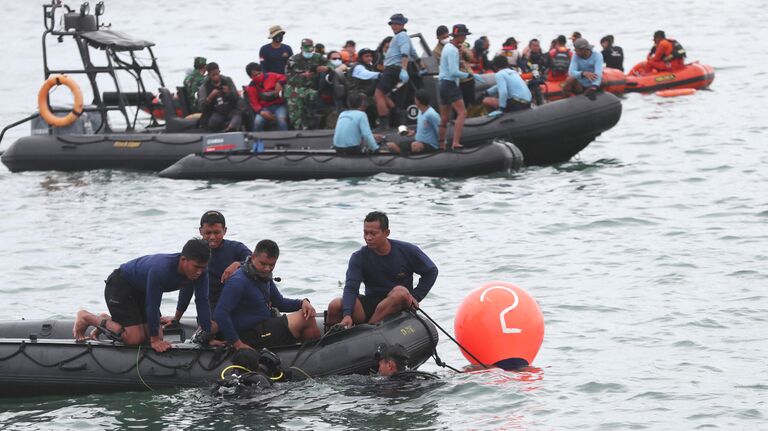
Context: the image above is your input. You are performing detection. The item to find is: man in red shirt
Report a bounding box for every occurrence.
[245,62,288,131]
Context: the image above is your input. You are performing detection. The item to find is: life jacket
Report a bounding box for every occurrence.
[650,39,686,61]
[549,47,571,73]
[345,62,378,97]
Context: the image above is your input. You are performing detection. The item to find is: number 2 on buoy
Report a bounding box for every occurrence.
[480,285,521,334]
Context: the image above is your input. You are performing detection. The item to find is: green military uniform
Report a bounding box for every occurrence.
[285,51,331,130]
[183,69,206,114]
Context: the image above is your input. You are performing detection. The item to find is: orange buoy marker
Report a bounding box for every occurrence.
[455,281,544,370]
[655,88,697,97]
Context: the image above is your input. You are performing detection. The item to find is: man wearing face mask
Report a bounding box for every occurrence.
[432,25,450,62]
[260,25,293,74]
[213,240,320,350]
[285,38,332,130]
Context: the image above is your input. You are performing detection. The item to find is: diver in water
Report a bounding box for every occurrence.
[213,348,284,397]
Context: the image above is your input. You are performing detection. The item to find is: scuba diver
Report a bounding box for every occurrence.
[213,348,285,397]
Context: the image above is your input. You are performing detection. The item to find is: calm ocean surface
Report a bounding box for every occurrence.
[1,0,766,429]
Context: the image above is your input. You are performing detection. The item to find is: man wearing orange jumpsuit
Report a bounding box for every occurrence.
[630,30,686,75]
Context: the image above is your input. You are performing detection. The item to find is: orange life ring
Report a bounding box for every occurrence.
[38,74,84,127]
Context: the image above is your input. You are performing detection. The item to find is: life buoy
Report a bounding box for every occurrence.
[38,74,84,127]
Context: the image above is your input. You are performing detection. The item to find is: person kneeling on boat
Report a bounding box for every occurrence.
[198,62,243,132]
[629,30,686,76]
[73,239,219,353]
[333,93,386,155]
[386,89,440,154]
[482,55,532,117]
[562,38,603,100]
[326,211,439,329]
[213,240,320,350]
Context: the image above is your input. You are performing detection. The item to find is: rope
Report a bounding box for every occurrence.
[288,366,312,380]
[136,346,153,391]
[410,307,490,371]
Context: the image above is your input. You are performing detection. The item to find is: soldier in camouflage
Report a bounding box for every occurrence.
[285,38,331,130]
[182,57,207,114]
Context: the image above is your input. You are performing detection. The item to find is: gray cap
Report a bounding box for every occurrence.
[573,38,593,50]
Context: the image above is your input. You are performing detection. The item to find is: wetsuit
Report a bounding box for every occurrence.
[602,45,624,71]
[214,267,303,347]
[342,239,438,321]
[108,253,211,337]
[207,239,251,310]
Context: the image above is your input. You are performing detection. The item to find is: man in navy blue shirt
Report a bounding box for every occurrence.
[326,211,438,328]
[197,211,251,310]
[214,240,320,350]
[260,25,293,74]
[73,239,215,352]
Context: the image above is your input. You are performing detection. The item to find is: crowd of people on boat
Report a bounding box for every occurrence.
[177,13,686,152]
[73,210,437,375]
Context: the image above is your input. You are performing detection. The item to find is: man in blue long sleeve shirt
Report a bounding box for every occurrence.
[482,55,532,115]
[73,239,216,353]
[333,93,383,154]
[213,240,319,350]
[563,38,603,99]
[438,24,474,150]
[326,211,438,328]
[374,13,413,129]
[197,211,251,310]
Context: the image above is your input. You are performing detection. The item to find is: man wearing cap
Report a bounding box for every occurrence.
[432,25,450,62]
[260,25,293,74]
[373,13,416,129]
[346,48,381,123]
[182,57,207,114]
[197,211,251,311]
[438,24,475,150]
[563,38,603,100]
[285,38,332,130]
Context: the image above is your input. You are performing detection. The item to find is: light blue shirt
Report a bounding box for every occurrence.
[569,50,603,87]
[439,42,470,83]
[487,68,532,107]
[414,107,440,149]
[333,110,378,151]
[384,31,412,67]
[351,64,380,80]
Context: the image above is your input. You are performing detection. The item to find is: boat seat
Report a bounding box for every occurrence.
[175,86,191,117]
[157,87,199,132]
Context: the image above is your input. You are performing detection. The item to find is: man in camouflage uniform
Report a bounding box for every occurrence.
[182,56,207,114]
[285,38,331,130]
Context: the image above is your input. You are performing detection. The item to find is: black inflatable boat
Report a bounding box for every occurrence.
[0,311,438,398]
[159,141,522,180]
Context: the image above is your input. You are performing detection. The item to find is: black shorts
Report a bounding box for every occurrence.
[376,66,402,94]
[503,99,531,112]
[239,315,297,348]
[104,269,146,327]
[398,141,439,154]
[334,146,363,155]
[439,80,462,105]
[359,293,389,322]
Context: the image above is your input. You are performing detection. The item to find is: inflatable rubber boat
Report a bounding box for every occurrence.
[625,62,715,93]
[0,311,438,398]
[0,2,622,174]
[159,141,523,180]
[521,68,627,101]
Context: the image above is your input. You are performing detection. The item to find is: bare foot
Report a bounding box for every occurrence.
[88,313,110,340]
[73,309,92,341]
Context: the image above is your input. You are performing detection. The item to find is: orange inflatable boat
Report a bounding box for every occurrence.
[525,68,626,101]
[625,61,714,93]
